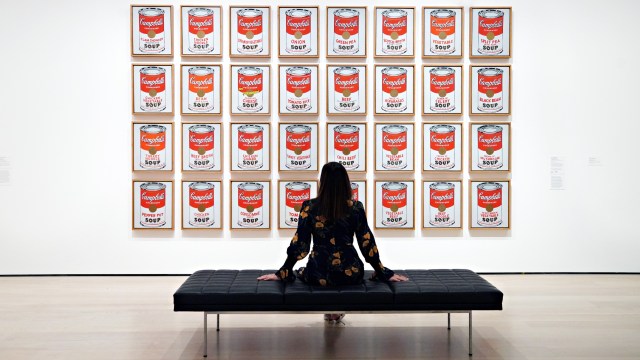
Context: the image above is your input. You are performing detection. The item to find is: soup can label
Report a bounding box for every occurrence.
[286,67,312,112]
[189,182,215,227]
[140,125,166,169]
[237,125,264,170]
[139,66,166,112]
[430,67,455,112]
[188,67,214,112]
[429,124,455,170]
[381,9,407,55]
[381,67,407,112]
[477,182,503,226]
[351,182,359,202]
[430,9,456,55]
[188,124,214,170]
[237,67,263,112]
[140,182,166,227]
[285,8,312,54]
[333,8,359,54]
[333,125,360,170]
[429,182,455,226]
[188,8,214,54]
[381,182,407,226]
[333,67,360,112]
[284,182,311,227]
[237,8,263,54]
[285,125,312,170]
[477,67,504,112]
[138,8,165,53]
[238,182,264,227]
[477,125,503,169]
[478,9,504,55]
[381,125,408,170]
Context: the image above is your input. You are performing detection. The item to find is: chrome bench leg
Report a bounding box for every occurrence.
[217,314,220,332]
[469,311,473,356]
[447,313,451,330]
[203,313,208,357]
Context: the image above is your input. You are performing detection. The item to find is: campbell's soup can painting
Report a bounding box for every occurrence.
[429,182,455,227]
[351,182,359,202]
[188,124,214,170]
[138,8,165,53]
[139,67,166,112]
[381,125,408,170]
[285,125,312,170]
[477,182,502,226]
[429,125,455,170]
[140,182,166,227]
[188,8,214,54]
[189,182,215,227]
[333,67,360,112]
[477,125,503,169]
[285,9,312,54]
[237,8,263,54]
[333,125,360,170]
[237,125,264,170]
[333,8,359,54]
[430,67,455,112]
[381,182,407,226]
[188,67,214,112]
[381,9,407,55]
[477,67,503,112]
[237,182,264,227]
[381,67,407,112]
[237,67,263,112]
[139,125,166,169]
[478,9,504,55]
[284,182,311,227]
[430,9,456,55]
[286,67,312,112]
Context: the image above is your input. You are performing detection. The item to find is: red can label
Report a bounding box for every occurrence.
[381,9,407,55]
[381,182,407,226]
[139,67,166,112]
[429,67,455,112]
[188,67,214,113]
[381,67,407,112]
[285,125,312,170]
[333,125,359,170]
[477,125,503,169]
[478,9,504,55]
[237,8,263,54]
[429,182,455,227]
[138,8,165,53]
[188,8,214,54]
[381,125,408,170]
[189,182,215,227]
[351,182,359,202]
[284,182,311,227]
[286,67,312,112]
[477,182,503,226]
[429,124,455,170]
[140,182,166,227]
[285,9,312,54]
[237,182,264,227]
[333,67,359,112]
[237,125,263,170]
[237,67,263,112]
[333,9,359,54]
[477,68,504,113]
[188,124,215,170]
[430,10,456,55]
[139,124,166,170]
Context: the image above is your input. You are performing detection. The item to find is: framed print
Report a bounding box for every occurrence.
[469,180,510,229]
[374,7,415,58]
[422,7,463,58]
[327,65,367,116]
[375,123,414,172]
[470,65,511,115]
[131,5,173,56]
[326,123,366,172]
[423,123,462,172]
[181,123,222,173]
[132,181,174,230]
[350,180,367,210]
[181,64,222,115]
[230,123,270,172]
[374,180,415,229]
[326,7,367,58]
[230,65,271,115]
[470,123,511,172]
[278,123,319,172]
[132,123,174,172]
[374,65,415,115]
[278,6,319,58]
[423,180,462,229]
[180,6,222,57]
[278,65,319,116]
[182,181,222,229]
[278,180,318,229]
[470,7,512,58]
[230,181,271,229]
[132,64,174,115]
[230,6,271,57]
[422,65,463,115]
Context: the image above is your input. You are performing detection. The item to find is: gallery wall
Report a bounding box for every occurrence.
[1,0,639,274]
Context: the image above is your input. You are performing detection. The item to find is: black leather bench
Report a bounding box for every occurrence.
[173,269,503,357]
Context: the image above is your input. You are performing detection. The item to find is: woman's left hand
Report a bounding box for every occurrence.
[257,274,279,281]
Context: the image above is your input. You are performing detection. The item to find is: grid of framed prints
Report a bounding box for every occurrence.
[278,180,318,229]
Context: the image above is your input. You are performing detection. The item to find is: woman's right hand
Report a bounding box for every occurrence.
[257,274,279,281]
[389,274,409,282]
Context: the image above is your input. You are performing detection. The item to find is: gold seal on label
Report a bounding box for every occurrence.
[390,204,399,212]
[246,147,254,155]
[342,31,350,40]
[149,205,157,212]
[198,204,206,212]
[486,90,495,98]
[245,91,255,97]
[197,30,205,39]
[439,31,447,40]
[295,31,303,39]
[149,89,158,97]
[148,30,156,38]
[198,147,206,155]
[438,89,447,97]
[342,148,351,155]
[246,205,254,212]
[438,204,446,212]
[294,89,303,97]
[342,89,351,97]
[390,89,399,97]
[197,90,206,97]
[390,31,399,40]
[390,147,399,155]
[294,147,302,155]
[486,205,494,212]
[486,147,494,155]
[293,204,301,212]
[487,32,495,40]
[246,30,254,39]
[149,147,157,155]
[438,147,447,155]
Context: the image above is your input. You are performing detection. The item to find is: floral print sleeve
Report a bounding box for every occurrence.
[353,201,395,281]
[276,200,312,282]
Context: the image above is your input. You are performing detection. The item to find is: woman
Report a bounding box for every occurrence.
[258,162,408,321]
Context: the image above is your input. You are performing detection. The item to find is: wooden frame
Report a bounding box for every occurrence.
[422,122,463,173]
[469,122,511,173]
[422,180,463,229]
[132,122,174,172]
[326,123,367,173]
[326,6,368,58]
[374,64,415,116]
[277,180,318,229]
[131,64,174,115]
[229,5,271,58]
[131,5,174,57]
[180,5,222,57]
[374,122,415,173]
[229,64,271,116]
[326,64,368,116]
[230,180,272,230]
[421,7,463,59]
[469,65,511,116]
[278,65,319,116]
[468,180,511,230]
[229,122,271,172]
[277,6,319,58]
[374,180,416,230]
[277,122,320,172]
[132,180,174,230]
[374,6,416,58]
[469,7,512,59]
[181,180,223,230]
[422,65,463,116]
[180,64,222,116]
[181,122,223,173]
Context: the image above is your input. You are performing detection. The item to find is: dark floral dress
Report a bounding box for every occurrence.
[276,199,395,286]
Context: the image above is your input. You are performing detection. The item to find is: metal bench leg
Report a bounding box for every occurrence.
[447,313,451,330]
[203,313,208,357]
[468,311,473,356]
[217,314,220,331]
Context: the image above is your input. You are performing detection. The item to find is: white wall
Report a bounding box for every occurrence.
[1,0,639,274]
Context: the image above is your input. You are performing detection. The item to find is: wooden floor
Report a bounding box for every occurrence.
[0,275,639,360]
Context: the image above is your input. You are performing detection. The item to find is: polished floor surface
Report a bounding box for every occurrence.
[0,275,639,359]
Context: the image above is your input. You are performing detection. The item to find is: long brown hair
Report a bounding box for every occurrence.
[316,162,352,220]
